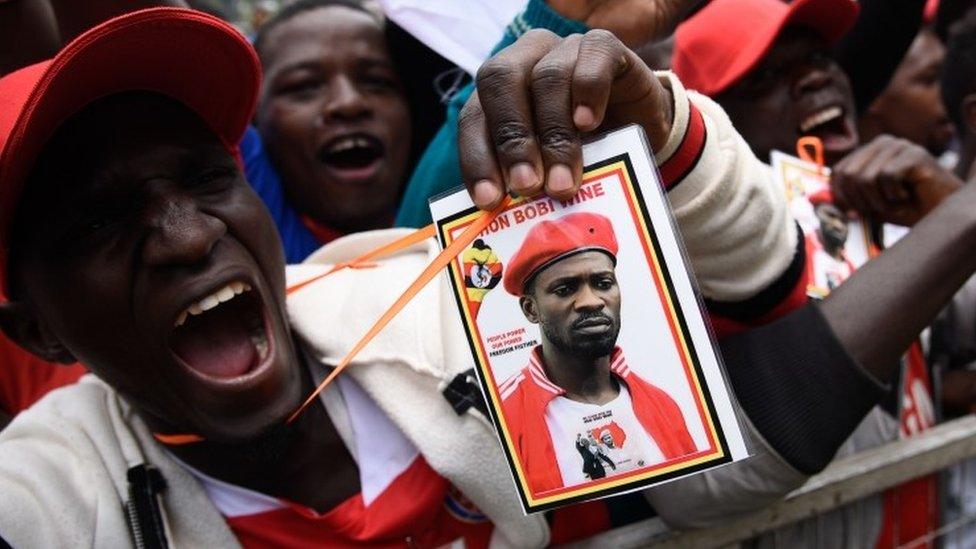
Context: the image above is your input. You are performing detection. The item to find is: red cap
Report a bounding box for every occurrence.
[0,8,260,301]
[672,0,859,96]
[503,212,619,296]
[808,187,835,206]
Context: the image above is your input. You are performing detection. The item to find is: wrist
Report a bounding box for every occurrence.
[544,0,588,22]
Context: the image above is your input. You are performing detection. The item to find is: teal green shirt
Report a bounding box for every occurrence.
[394,0,587,228]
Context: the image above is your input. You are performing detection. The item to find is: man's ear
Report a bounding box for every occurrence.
[519,295,540,324]
[0,301,76,364]
[962,94,976,136]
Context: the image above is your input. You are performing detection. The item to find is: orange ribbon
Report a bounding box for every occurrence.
[797,136,826,174]
[285,198,512,424]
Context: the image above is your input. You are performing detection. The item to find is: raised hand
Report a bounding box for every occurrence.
[831,135,963,227]
[459,29,673,210]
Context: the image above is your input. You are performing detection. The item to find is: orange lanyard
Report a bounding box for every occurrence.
[797,136,826,174]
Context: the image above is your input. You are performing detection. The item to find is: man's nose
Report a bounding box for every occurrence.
[574,284,605,311]
[142,194,226,267]
[792,66,832,99]
[322,76,370,121]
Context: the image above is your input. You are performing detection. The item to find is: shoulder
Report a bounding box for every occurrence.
[286,229,473,381]
[0,377,129,545]
[499,367,531,404]
[625,371,682,409]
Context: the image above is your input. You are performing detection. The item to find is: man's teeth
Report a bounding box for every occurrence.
[800,106,844,133]
[252,330,269,360]
[328,136,373,154]
[174,281,252,327]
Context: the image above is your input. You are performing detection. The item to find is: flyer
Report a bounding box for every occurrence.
[430,125,748,513]
[770,150,875,298]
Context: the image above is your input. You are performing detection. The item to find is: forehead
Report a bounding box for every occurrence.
[752,26,830,72]
[903,30,945,71]
[534,251,616,284]
[22,94,230,207]
[261,6,387,68]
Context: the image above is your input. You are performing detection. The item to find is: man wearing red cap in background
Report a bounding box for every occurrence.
[673,0,863,167]
[498,213,695,496]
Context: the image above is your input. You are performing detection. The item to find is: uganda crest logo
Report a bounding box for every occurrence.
[462,239,502,318]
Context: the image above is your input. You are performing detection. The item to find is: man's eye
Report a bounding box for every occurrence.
[596,278,615,290]
[75,214,116,236]
[742,67,779,93]
[278,80,322,98]
[360,74,398,91]
[191,167,236,189]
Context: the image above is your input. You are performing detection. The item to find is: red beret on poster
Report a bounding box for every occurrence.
[808,188,834,206]
[503,212,619,296]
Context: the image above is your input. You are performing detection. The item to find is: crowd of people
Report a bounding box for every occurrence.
[2,0,976,546]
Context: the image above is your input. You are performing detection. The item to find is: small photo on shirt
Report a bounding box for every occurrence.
[430,125,749,513]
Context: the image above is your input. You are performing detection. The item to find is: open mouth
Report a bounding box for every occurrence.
[169,281,271,380]
[798,105,857,155]
[318,134,385,173]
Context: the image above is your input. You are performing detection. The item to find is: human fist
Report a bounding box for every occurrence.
[547,0,699,47]
[459,29,674,211]
[831,135,963,227]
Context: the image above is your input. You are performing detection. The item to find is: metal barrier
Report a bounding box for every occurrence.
[563,415,976,548]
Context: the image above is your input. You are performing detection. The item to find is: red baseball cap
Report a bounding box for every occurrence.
[672,0,860,96]
[503,212,619,296]
[0,7,260,301]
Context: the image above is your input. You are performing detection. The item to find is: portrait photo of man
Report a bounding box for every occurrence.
[805,190,856,295]
[497,212,697,495]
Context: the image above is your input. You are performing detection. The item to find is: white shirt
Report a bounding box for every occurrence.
[544,384,664,487]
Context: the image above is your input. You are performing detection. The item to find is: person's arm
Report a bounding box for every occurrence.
[395,0,701,229]
[48,0,188,44]
[0,0,60,76]
[453,27,976,530]
[395,0,587,229]
[834,0,926,113]
[645,136,976,529]
[0,0,190,77]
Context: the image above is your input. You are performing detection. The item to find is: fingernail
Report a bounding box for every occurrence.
[547,164,574,193]
[574,105,596,129]
[473,179,501,208]
[509,162,538,193]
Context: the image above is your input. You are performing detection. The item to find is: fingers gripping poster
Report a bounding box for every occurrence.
[430,126,748,513]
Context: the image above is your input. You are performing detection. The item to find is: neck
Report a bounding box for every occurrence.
[824,243,844,261]
[539,342,618,405]
[167,362,360,513]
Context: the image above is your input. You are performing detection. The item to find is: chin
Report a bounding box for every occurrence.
[190,353,305,442]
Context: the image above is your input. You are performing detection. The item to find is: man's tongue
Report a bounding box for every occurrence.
[171,305,258,379]
[805,116,858,156]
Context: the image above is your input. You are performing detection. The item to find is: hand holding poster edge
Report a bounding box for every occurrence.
[431,125,749,513]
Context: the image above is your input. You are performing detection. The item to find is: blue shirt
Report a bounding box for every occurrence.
[240,126,322,263]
